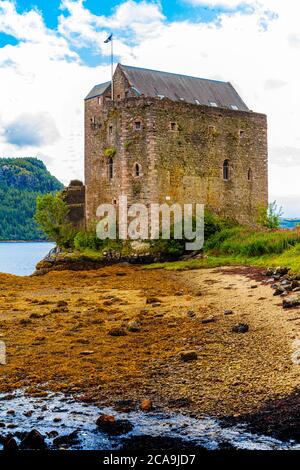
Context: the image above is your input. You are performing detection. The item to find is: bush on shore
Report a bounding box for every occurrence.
[73,230,104,251]
[257,201,283,230]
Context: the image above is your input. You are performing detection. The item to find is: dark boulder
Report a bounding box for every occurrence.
[96,414,133,436]
[20,429,46,450]
[3,435,18,451]
[283,296,300,309]
[53,431,79,448]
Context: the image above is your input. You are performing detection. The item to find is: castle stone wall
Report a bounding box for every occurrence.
[84,94,268,228]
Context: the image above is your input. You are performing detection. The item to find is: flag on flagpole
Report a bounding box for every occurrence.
[104,33,113,43]
[104,33,114,100]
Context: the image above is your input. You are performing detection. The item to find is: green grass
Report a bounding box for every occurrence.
[206,227,300,256]
[146,228,300,273]
[62,225,300,275]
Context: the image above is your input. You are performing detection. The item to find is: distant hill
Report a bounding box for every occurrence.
[0,158,64,240]
[280,219,300,230]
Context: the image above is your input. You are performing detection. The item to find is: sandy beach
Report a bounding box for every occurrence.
[0,264,298,430]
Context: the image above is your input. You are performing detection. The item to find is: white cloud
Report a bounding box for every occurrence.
[264,78,287,90]
[0,0,300,215]
[4,112,60,147]
[184,0,250,7]
[58,0,164,55]
[0,0,46,42]
[270,147,300,167]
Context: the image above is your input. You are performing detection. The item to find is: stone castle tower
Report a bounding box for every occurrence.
[80,63,268,228]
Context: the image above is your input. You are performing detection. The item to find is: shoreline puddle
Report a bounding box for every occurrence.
[0,390,299,450]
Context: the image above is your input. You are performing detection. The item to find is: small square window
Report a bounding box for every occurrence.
[170,122,177,131]
[239,130,245,138]
[135,121,141,130]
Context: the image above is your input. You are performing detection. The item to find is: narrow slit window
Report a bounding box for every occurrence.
[223,160,230,181]
[108,157,113,180]
[109,125,113,136]
[90,117,96,129]
[247,168,252,181]
[135,163,141,177]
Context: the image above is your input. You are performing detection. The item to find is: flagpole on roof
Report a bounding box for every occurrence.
[111,34,114,101]
[104,33,114,101]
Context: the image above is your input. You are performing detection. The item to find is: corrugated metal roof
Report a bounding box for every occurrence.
[85,81,110,100]
[120,64,249,111]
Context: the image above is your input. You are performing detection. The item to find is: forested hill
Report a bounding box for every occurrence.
[0,158,64,240]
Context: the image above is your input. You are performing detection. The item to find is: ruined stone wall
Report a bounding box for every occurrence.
[84,94,268,227]
[63,180,86,230]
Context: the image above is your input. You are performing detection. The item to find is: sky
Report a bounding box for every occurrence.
[0,0,300,217]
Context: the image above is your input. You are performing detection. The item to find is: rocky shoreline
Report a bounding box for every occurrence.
[222,390,300,443]
[34,252,157,275]
[0,389,299,451]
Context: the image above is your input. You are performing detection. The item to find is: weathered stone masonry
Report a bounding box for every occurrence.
[63,180,85,230]
[83,64,268,228]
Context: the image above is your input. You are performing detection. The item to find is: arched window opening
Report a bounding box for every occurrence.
[223,159,230,181]
[247,168,252,181]
[134,163,141,177]
[108,157,113,180]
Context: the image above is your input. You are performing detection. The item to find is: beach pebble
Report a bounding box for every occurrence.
[232,323,249,334]
[180,351,198,362]
[224,309,234,315]
[140,399,153,412]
